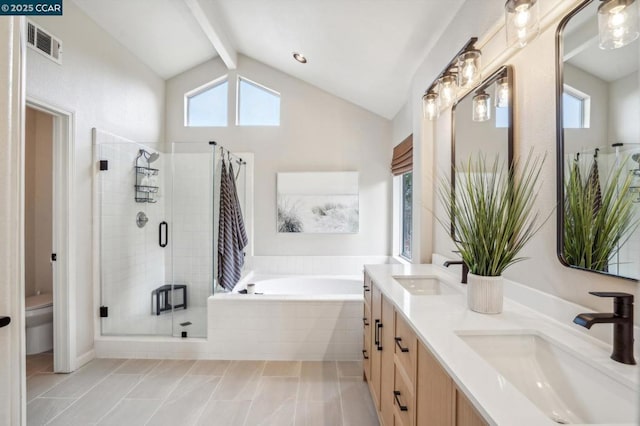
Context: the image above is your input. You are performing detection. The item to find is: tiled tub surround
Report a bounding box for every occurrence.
[209,273,363,360]
[364,262,639,426]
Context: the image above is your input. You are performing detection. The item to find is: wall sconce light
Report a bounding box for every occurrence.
[505,0,540,48]
[495,76,510,108]
[437,73,458,108]
[457,49,482,88]
[420,38,479,120]
[598,0,639,49]
[422,90,440,121]
[472,91,491,122]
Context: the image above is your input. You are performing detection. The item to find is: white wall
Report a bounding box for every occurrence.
[166,54,392,256]
[25,107,53,298]
[394,0,639,327]
[609,71,639,145]
[27,0,165,359]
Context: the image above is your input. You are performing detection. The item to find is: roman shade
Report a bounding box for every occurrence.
[391,134,413,176]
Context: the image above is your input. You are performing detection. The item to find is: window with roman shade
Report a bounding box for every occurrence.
[391,135,413,175]
[392,135,413,260]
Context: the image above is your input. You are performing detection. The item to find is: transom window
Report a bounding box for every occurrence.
[185,78,228,127]
[237,76,280,126]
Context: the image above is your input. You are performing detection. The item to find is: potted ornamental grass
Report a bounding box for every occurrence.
[437,151,547,314]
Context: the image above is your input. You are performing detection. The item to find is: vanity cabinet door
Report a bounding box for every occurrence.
[416,342,453,426]
[454,387,487,426]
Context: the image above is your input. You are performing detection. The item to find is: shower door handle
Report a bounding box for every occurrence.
[0,316,10,328]
[159,221,168,248]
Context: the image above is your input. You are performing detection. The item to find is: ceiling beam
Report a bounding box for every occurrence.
[183,0,237,69]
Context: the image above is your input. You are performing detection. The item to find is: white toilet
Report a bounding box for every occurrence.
[25,293,53,355]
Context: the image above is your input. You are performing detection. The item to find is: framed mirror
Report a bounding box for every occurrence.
[451,65,514,238]
[556,0,640,280]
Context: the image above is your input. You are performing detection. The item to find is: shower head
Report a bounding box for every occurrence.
[139,149,160,164]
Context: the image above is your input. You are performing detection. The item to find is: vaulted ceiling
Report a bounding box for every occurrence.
[72,0,469,119]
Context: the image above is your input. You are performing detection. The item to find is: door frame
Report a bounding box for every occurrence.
[25,99,76,373]
[0,16,26,426]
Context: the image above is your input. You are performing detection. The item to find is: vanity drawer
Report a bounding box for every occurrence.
[393,363,415,426]
[363,301,371,379]
[363,273,372,305]
[394,312,417,387]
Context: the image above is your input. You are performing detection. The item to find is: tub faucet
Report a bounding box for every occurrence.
[574,292,636,365]
[443,260,468,284]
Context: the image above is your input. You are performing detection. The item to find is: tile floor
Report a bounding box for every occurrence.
[26,353,379,426]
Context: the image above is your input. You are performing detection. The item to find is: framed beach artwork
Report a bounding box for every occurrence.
[277,172,359,233]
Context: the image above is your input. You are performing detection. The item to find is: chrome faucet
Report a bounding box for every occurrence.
[574,292,636,365]
[443,260,468,284]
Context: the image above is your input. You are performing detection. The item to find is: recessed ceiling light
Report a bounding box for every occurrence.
[293,52,307,64]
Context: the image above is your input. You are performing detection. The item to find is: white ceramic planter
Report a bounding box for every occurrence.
[467,273,503,314]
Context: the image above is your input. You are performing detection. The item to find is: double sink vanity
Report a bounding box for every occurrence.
[362,263,638,426]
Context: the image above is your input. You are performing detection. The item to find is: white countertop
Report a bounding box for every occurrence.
[364,263,639,426]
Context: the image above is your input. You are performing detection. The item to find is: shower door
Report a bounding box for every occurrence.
[97,139,172,336]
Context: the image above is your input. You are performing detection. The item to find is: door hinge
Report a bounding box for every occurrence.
[100,306,108,318]
[51,253,57,262]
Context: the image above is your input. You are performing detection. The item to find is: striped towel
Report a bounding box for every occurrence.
[217,160,248,291]
[587,158,602,217]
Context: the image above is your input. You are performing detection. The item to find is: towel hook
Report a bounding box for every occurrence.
[594,148,599,159]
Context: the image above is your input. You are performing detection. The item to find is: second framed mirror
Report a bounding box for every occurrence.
[451,65,514,239]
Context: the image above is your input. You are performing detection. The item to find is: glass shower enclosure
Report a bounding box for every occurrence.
[97,140,245,338]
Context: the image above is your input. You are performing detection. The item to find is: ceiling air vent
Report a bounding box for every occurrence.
[26,21,62,64]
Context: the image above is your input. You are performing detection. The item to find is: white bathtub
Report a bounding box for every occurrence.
[208,273,364,360]
[232,274,362,297]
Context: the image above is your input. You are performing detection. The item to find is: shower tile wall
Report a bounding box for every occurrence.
[96,130,167,335]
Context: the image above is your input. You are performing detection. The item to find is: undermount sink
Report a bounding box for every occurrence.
[457,332,638,425]
[392,276,459,295]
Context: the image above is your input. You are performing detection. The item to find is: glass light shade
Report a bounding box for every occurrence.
[598,0,639,49]
[495,77,510,108]
[472,92,491,122]
[422,92,440,120]
[457,50,482,88]
[505,0,540,48]
[437,74,458,108]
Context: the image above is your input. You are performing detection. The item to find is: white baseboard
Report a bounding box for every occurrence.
[75,348,95,369]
